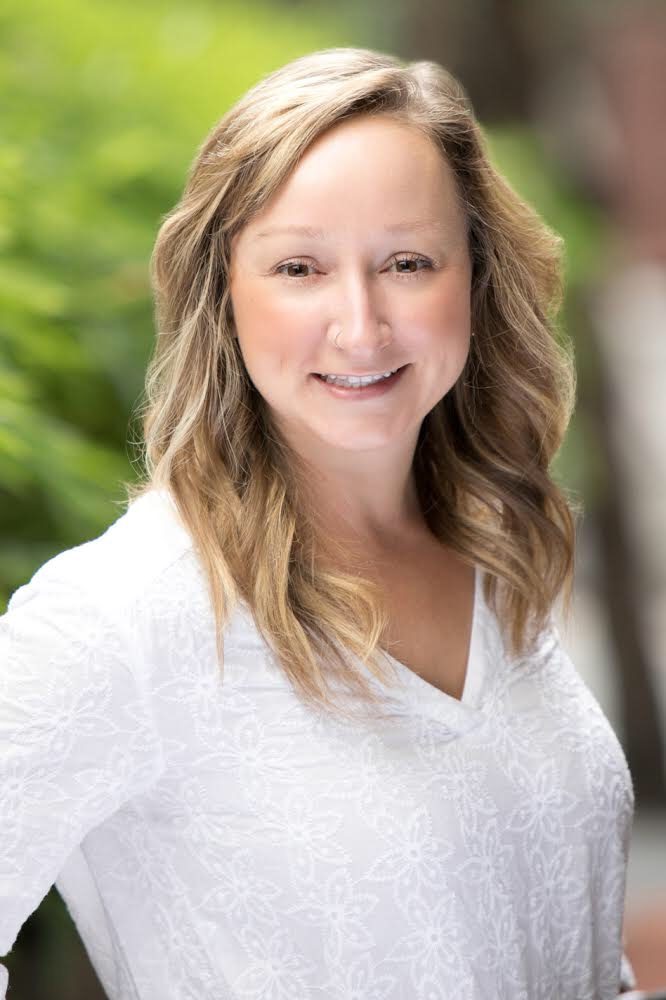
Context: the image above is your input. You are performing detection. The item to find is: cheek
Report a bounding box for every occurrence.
[232,285,287,353]
[231,285,272,345]
[231,283,319,378]
[436,266,472,325]
[403,275,471,351]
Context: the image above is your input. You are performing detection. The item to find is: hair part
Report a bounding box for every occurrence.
[126,46,578,720]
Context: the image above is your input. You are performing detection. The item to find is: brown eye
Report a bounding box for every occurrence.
[392,255,433,276]
[275,259,316,279]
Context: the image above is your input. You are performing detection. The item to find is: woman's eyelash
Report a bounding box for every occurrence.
[273,254,434,279]
[391,255,434,275]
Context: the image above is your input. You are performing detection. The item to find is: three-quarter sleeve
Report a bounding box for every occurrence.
[0,562,164,998]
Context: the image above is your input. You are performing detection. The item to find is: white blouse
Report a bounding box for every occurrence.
[0,489,635,999]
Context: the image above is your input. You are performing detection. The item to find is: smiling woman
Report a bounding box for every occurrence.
[0,46,636,1000]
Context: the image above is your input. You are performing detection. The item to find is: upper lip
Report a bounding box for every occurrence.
[315,365,404,377]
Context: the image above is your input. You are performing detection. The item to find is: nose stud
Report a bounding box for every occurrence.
[331,321,391,349]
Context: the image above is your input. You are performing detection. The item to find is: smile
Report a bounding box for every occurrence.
[311,365,409,397]
[316,369,400,387]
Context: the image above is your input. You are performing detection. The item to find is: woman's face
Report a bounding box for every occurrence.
[228,114,472,458]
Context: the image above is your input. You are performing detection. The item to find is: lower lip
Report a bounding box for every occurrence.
[311,365,408,399]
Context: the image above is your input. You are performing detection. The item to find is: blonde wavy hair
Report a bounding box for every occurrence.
[126,46,577,719]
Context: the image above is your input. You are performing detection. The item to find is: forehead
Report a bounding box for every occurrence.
[293,113,447,171]
[236,115,465,248]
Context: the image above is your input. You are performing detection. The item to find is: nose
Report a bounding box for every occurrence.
[330,270,392,353]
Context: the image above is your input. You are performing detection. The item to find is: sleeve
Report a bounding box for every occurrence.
[0,562,164,999]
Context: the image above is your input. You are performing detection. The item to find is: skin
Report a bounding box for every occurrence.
[228,113,473,554]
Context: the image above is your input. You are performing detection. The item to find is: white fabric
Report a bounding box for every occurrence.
[1,489,634,999]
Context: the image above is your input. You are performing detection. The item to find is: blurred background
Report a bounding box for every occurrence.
[1,0,664,995]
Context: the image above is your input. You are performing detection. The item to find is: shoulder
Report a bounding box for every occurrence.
[6,488,202,624]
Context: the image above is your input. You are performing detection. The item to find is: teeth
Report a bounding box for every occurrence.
[320,369,398,387]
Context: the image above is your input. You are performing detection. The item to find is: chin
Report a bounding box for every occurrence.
[315,424,411,451]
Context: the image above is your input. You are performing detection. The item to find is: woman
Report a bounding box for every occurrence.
[0,47,636,999]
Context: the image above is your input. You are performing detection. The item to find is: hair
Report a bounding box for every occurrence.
[125,46,578,721]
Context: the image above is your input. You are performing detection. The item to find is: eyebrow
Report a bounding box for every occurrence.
[253,220,448,240]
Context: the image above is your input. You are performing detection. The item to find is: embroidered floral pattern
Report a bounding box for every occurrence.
[0,490,634,999]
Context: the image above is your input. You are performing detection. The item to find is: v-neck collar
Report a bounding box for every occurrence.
[369,565,487,731]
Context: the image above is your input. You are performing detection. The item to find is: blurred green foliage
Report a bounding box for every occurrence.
[1,2,612,997]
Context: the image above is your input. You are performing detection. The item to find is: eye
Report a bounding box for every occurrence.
[273,258,318,280]
[390,254,434,277]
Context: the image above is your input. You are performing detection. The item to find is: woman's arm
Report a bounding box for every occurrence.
[0,560,163,998]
